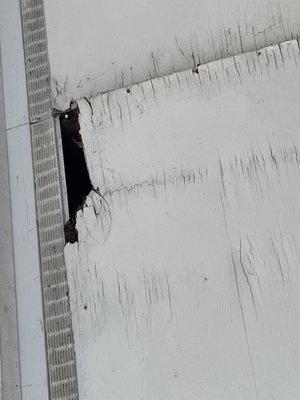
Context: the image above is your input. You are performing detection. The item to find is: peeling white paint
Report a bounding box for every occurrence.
[65,40,300,399]
[44,0,300,108]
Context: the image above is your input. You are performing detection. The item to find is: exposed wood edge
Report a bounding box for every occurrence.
[54,117,70,224]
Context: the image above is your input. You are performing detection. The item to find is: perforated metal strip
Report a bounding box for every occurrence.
[19,1,79,399]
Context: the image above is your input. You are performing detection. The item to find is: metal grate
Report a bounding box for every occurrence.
[19,1,79,399]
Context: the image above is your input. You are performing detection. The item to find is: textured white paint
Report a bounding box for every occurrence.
[44,0,300,109]
[65,40,300,399]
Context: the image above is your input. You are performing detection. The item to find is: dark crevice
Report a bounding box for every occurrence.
[58,102,93,244]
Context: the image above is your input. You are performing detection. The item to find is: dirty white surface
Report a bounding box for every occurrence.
[44,0,300,109]
[0,1,49,399]
[65,40,300,399]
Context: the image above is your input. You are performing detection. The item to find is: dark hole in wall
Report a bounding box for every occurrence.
[59,103,93,243]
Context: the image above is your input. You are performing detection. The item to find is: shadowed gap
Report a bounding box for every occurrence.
[59,103,93,243]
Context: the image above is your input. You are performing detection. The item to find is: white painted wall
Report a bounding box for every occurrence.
[1,1,299,397]
[44,0,300,109]
[65,40,300,399]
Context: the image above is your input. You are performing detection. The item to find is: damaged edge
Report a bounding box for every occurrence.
[19,1,79,399]
[56,101,113,246]
[79,39,300,112]
[54,116,69,224]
